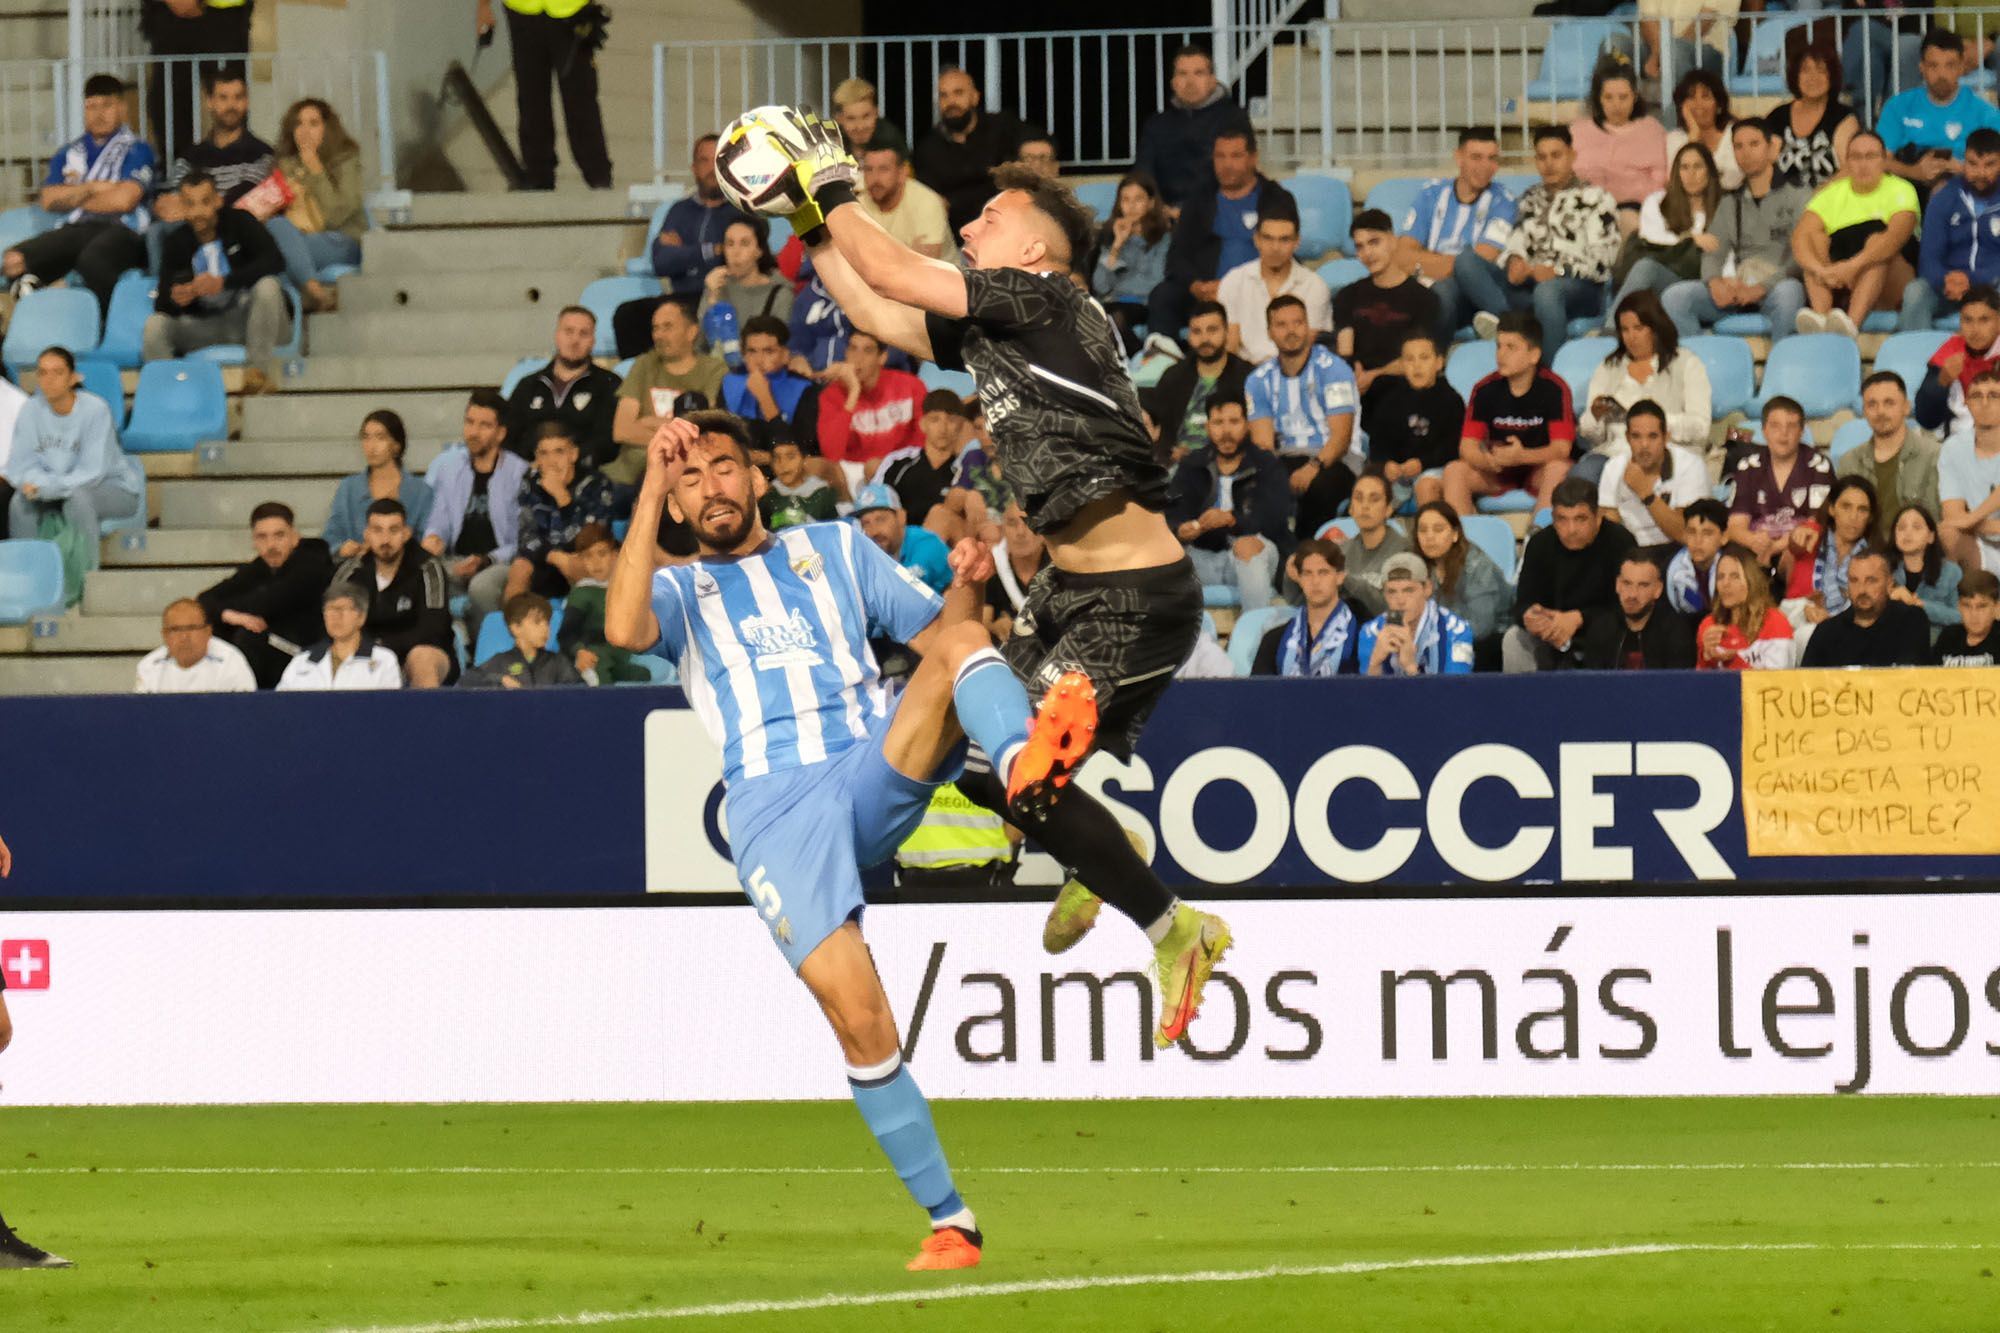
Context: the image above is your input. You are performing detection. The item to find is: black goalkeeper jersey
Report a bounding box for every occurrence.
[926,267,1169,535]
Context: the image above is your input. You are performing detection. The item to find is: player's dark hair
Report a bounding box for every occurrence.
[684,409,756,466]
[364,498,407,521]
[1205,390,1248,416]
[1862,369,1908,396]
[1400,329,1442,356]
[692,132,720,156]
[1256,196,1301,231]
[1171,43,1215,72]
[1963,283,2000,314]
[1625,398,1667,432]
[1621,551,1666,579]
[573,522,616,553]
[1921,25,1964,57]
[1682,497,1730,530]
[989,161,1096,270]
[1849,129,1886,154]
[725,214,779,275]
[250,501,295,527]
[1760,395,1805,425]
[1350,208,1394,237]
[503,592,554,626]
[1531,123,1572,148]
[1973,367,2000,390]
[1264,293,1307,325]
[1588,55,1646,127]
[741,314,790,346]
[83,72,125,99]
[467,387,508,419]
[861,137,909,164]
[535,420,579,449]
[1293,536,1346,572]
[1551,477,1597,511]
[1970,128,2000,158]
[1188,300,1227,325]
[202,63,246,95]
[1496,308,1542,349]
[1458,126,1499,147]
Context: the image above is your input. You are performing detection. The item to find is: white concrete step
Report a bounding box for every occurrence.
[0,655,136,696]
[307,307,565,359]
[203,437,448,478]
[284,353,522,393]
[402,190,645,228]
[82,566,235,618]
[28,613,158,655]
[101,528,293,567]
[359,225,635,274]
[240,390,468,442]
[334,267,620,316]
[156,477,339,531]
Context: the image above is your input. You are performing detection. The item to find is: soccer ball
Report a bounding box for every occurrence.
[716,108,810,217]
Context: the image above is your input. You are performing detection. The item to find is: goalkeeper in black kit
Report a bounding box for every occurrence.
[0,831,73,1269]
[724,108,1232,1046]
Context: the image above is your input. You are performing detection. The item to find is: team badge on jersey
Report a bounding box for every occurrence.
[792,551,825,582]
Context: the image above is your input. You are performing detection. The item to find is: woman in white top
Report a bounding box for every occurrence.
[1664,70,1740,191]
[1575,288,1713,484]
[1608,141,1722,316]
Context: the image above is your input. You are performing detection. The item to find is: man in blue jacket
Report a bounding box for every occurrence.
[1167,391,1292,610]
[613,134,748,355]
[1133,46,1253,209]
[1148,128,1295,343]
[1905,127,2000,330]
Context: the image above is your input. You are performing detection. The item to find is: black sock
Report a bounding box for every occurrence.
[957,769,1175,929]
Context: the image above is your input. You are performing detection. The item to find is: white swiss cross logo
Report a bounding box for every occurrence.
[2,940,50,991]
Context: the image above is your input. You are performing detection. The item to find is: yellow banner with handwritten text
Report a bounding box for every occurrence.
[1741,669,2000,856]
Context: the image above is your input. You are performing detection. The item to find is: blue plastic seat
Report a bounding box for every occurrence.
[1316,257,1368,299]
[1550,336,1615,400]
[1226,604,1289,677]
[1710,312,1771,336]
[766,214,794,255]
[121,359,227,453]
[185,279,307,366]
[97,269,155,368]
[1362,177,1429,231]
[1683,334,1756,419]
[499,354,545,400]
[1072,179,1118,223]
[626,197,681,275]
[1476,489,1539,514]
[1314,517,1361,541]
[1283,175,1352,259]
[1860,310,1898,334]
[1201,584,1241,608]
[1460,514,1519,582]
[1729,15,1816,97]
[1872,329,1948,399]
[1446,340,1497,400]
[578,276,660,356]
[0,540,64,625]
[611,356,634,379]
[316,262,360,285]
[919,362,977,397]
[1751,332,1861,417]
[1829,416,1875,463]
[473,602,565,666]
[3,287,101,369]
[72,355,128,426]
[1525,18,1628,101]
[0,206,46,255]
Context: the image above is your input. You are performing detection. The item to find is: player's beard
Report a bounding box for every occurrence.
[695,497,752,548]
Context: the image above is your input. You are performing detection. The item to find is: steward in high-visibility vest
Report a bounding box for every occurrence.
[474,0,612,190]
[896,782,1017,888]
[138,0,253,159]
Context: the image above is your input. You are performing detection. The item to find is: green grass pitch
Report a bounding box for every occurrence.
[1,1098,1995,1331]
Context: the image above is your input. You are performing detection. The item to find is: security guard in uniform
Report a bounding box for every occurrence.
[140,0,253,156]
[476,0,613,190]
[895,782,1017,888]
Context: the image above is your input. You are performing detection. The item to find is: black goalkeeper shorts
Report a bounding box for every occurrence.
[1002,555,1202,761]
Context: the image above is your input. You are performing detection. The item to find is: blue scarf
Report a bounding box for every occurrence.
[61,126,148,228]
[1381,601,1448,676]
[1279,601,1355,677]
[1667,548,1717,616]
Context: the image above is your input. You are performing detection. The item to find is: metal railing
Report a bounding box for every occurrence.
[648,9,2000,182]
[1,50,398,207]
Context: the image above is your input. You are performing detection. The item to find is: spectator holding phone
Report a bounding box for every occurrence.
[1358,551,1475,675]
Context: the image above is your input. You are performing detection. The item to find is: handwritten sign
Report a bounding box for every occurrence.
[1741,669,2000,857]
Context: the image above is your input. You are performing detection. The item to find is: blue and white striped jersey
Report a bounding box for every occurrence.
[1245,345,1359,455]
[647,520,944,786]
[1402,178,1517,257]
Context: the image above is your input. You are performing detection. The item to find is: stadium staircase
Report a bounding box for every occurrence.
[0,189,646,694]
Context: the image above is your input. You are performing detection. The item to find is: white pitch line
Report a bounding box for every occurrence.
[297,1242,1994,1333]
[3,1160,1999,1178]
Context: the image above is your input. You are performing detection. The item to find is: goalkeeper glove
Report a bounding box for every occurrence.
[783,111,860,241]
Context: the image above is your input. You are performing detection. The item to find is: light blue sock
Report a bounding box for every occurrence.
[953,649,1032,785]
[848,1056,969,1227]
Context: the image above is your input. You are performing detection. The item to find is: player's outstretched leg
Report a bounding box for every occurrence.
[797,923,981,1271]
[0,1210,73,1269]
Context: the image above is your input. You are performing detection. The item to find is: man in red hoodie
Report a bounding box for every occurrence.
[817,328,927,489]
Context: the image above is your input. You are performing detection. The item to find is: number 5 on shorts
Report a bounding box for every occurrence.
[748,865,783,920]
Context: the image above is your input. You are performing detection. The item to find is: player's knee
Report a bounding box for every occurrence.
[936,619,993,673]
[827,993,899,1065]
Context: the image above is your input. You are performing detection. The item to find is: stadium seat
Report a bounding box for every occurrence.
[1710,312,1770,336]
[1684,335,1755,419]
[1476,489,1538,514]
[1860,310,1898,334]
[1829,416,1876,463]
[97,269,155,368]
[1751,332,1860,418]
[620,653,678,686]
[1460,514,1519,582]
[919,362,976,397]
[184,280,307,368]
[0,205,44,255]
[611,356,634,379]
[1872,329,1948,401]
[766,214,794,255]
[1072,179,1117,222]
[1729,14,1814,96]
[121,359,227,453]
[499,355,545,399]
[626,196,682,275]
[1524,18,1626,101]
[101,471,147,541]
[3,287,101,369]
[73,355,127,427]
[1314,517,1361,541]
[1494,173,1540,199]
[579,276,658,356]
[317,262,360,285]
[1284,175,1352,259]
[473,603,564,666]
[1550,336,1614,400]
[1362,177,1428,230]
[0,539,64,625]
[1226,604,1289,676]
[1445,340,1497,400]
[1316,257,1367,298]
